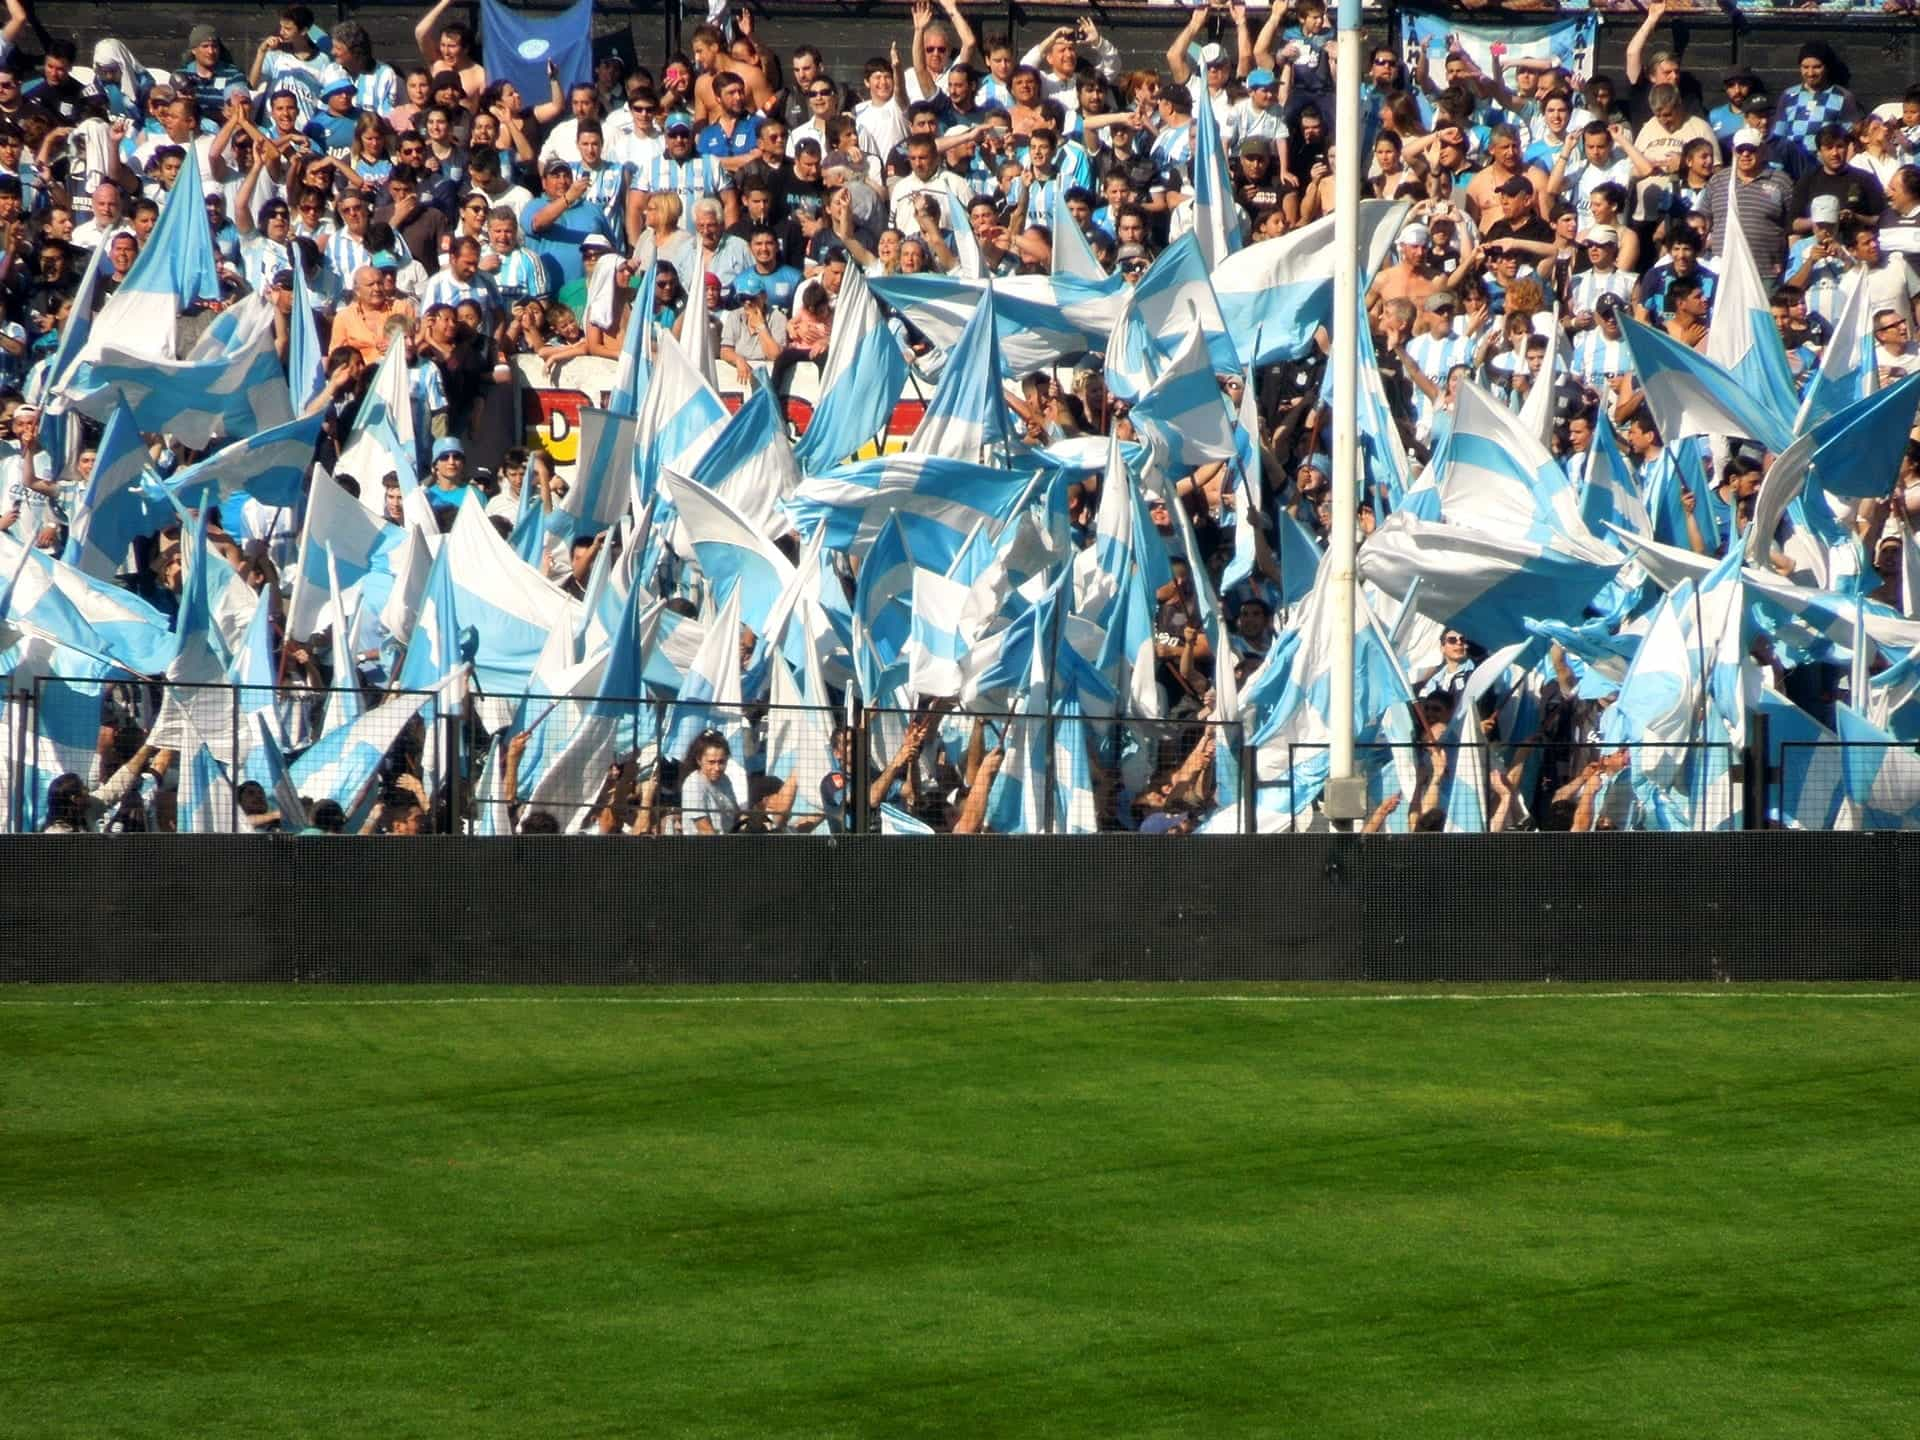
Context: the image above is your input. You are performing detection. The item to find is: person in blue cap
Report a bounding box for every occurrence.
[304,75,361,161]
[427,435,468,503]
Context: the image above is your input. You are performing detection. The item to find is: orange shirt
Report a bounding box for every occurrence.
[331,301,397,364]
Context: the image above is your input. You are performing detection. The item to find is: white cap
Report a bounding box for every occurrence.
[1399,223,1430,247]
[1809,194,1841,225]
[1732,127,1765,151]
[1200,42,1224,66]
[1585,224,1619,246]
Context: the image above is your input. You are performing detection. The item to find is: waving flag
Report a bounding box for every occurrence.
[1620,315,1793,453]
[1358,511,1625,648]
[852,513,915,703]
[1210,202,1409,368]
[1130,327,1237,472]
[62,397,158,580]
[795,265,909,473]
[1183,41,1240,269]
[661,469,797,639]
[1104,234,1239,400]
[661,587,746,772]
[789,453,1042,572]
[869,271,1125,376]
[164,413,324,512]
[0,530,174,674]
[1703,177,1799,434]
[1805,371,1920,501]
[1794,271,1874,433]
[550,405,637,542]
[1052,213,1106,283]
[632,329,729,507]
[904,280,1018,463]
[177,741,231,834]
[688,382,800,538]
[397,493,580,694]
[1433,382,1592,548]
[479,0,592,109]
[68,293,293,449]
[288,258,326,413]
[71,147,221,362]
[286,470,393,638]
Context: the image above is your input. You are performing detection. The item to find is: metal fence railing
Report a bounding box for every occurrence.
[1,679,1261,836]
[1277,740,1744,833]
[13,676,1920,834]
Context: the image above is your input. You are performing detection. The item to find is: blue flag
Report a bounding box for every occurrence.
[479,0,592,110]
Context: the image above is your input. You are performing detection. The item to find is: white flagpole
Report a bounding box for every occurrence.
[1325,0,1368,827]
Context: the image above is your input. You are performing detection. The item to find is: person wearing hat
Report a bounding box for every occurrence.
[1568,226,1636,329]
[1225,64,1288,158]
[427,436,468,499]
[1792,123,1886,237]
[249,5,333,124]
[1482,173,1557,261]
[303,75,362,161]
[1703,125,1794,279]
[1367,223,1443,310]
[523,157,614,291]
[1734,93,1803,182]
[1777,42,1859,162]
[1711,68,1762,153]
[1397,291,1474,437]
[177,24,246,126]
[1114,242,1151,283]
[1571,293,1633,392]
[635,112,738,239]
[1234,137,1284,227]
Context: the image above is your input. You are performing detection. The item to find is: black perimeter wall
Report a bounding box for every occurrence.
[4,834,1914,983]
[28,3,1920,103]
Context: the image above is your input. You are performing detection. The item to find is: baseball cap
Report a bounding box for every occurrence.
[1423,289,1458,312]
[1246,68,1276,89]
[321,76,355,100]
[580,233,614,253]
[1496,175,1534,198]
[1200,43,1225,67]
[1586,224,1619,245]
[1723,66,1761,86]
[432,437,465,460]
[664,114,694,136]
[1399,223,1430,246]
[543,158,574,179]
[1809,195,1841,225]
[1240,137,1273,158]
[1742,94,1774,115]
[1732,127,1764,151]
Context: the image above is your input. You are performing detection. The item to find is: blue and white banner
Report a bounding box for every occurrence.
[479,0,594,109]
[1398,9,1599,83]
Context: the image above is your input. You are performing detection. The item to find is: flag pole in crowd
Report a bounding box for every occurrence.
[1324,0,1368,827]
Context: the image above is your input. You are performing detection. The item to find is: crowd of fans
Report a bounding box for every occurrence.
[6,0,1920,833]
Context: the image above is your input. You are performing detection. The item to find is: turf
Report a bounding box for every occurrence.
[4,985,1917,1438]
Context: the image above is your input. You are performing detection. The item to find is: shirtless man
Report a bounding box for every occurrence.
[414,0,486,105]
[1368,223,1443,312]
[690,23,773,124]
[1464,124,1527,230]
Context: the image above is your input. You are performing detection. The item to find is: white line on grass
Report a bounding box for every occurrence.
[0,990,1912,1008]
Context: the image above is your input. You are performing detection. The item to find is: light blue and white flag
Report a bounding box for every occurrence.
[869,271,1125,376]
[1129,326,1238,472]
[0,531,174,674]
[1210,202,1409,368]
[550,405,637,542]
[1432,382,1593,549]
[661,468,797,640]
[290,669,469,816]
[176,741,231,834]
[1804,371,1920,501]
[1794,271,1874,433]
[62,396,158,580]
[286,470,392,638]
[687,381,800,538]
[1703,175,1800,431]
[631,328,729,507]
[1620,315,1793,453]
[164,412,324,512]
[396,493,580,695]
[1184,40,1241,269]
[852,512,915,703]
[1103,233,1240,400]
[289,256,326,413]
[70,145,221,361]
[1358,511,1625,648]
[68,293,293,449]
[794,263,909,473]
[904,279,1018,463]
[788,452,1043,572]
[661,586,746,772]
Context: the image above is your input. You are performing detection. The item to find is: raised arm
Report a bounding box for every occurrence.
[1166,10,1207,86]
[1252,4,1286,72]
[415,0,455,67]
[0,0,26,49]
[1623,0,1666,89]
[939,0,979,67]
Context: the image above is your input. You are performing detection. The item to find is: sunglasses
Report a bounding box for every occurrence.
[464,201,486,211]
[1443,635,1467,644]
[809,88,834,99]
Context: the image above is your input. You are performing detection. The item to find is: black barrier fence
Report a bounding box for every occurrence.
[2,832,1916,984]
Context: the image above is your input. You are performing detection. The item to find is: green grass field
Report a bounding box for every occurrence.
[4,985,1917,1438]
